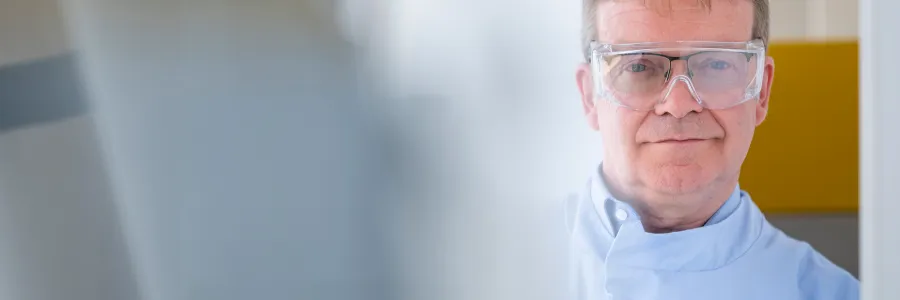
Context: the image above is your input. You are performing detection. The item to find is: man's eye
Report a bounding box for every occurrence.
[709,60,731,70]
[628,63,648,72]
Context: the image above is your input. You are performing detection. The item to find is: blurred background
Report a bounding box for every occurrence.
[750,0,859,277]
[0,0,861,299]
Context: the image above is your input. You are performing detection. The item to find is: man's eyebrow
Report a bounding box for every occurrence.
[628,0,714,12]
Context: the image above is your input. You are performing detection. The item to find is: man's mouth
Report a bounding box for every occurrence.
[653,138,709,144]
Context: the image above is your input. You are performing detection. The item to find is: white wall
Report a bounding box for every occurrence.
[357,2,599,299]
[371,0,595,200]
[771,0,858,41]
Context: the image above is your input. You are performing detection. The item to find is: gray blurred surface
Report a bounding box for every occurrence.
[0,30,136,300]
[0,116,140,300]
[63,2,394,299]
[768,214,859,277]
[0,0,69,67]
[0,1,139,299]
[0,54,88,131]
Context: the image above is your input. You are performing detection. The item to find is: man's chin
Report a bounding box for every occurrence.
[643,165,713,195]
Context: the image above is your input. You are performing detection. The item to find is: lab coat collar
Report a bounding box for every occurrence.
[586,164,763,271]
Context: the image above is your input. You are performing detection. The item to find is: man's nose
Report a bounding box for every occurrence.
[654,76,704,118]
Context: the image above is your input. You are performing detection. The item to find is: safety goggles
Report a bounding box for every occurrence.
[589,40,766,111]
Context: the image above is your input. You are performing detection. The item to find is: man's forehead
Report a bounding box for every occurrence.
[595,0,754,44]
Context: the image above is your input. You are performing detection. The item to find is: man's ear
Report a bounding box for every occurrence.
[576,63,600,131]
[756,56,775,126]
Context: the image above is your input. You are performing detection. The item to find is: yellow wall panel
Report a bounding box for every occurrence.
[742,41,858,213]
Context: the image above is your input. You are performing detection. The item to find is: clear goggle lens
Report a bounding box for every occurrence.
[590,40,766,111]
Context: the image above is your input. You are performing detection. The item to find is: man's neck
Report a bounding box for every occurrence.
[601,165,737,234]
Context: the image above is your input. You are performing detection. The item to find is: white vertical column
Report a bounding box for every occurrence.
[860,0,900,298]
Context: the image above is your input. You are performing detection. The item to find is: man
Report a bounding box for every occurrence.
[566,0,859,299]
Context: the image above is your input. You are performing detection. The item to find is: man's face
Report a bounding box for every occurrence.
[576,0,775,197]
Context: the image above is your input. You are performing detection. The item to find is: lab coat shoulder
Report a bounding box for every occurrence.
[795,241,860,300]
[754,226,859,300]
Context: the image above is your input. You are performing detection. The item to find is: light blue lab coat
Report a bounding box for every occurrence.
[565,167,859,300]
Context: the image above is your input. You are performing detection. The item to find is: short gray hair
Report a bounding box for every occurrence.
[581,0,770,61]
